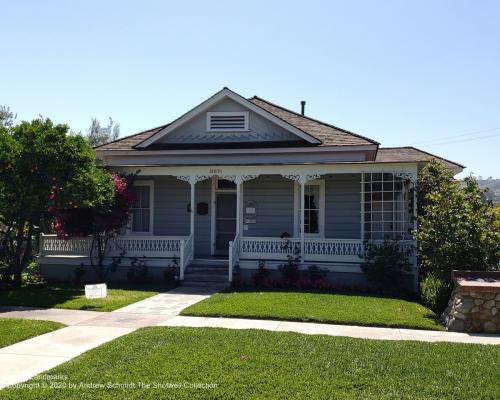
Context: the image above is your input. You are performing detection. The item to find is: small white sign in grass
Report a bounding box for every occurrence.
[85,283,107,299]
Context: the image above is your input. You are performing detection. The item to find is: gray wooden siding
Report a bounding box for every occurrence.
[150,176,190,236]
[242,175,295,237]
[324,174,361,239]
[157,98,302,144]
[146,174,361,254]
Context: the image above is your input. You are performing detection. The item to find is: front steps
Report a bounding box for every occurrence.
[182,259,230,288]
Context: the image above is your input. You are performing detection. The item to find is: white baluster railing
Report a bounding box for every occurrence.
[228,233,241,283]
[39,234,187,259]
[240,237,415,263]
[179,234,194,280]
[39,234,94,256]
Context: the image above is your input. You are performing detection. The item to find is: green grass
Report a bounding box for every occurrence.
[0,283,174,312]
[181,289,443,330]
[2,327,499,399]
[0,318,65,348]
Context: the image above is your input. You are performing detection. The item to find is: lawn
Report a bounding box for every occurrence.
[0,283,174,312]
[0,318,65,348]
[181,289,443,330]
[2,327,499,399]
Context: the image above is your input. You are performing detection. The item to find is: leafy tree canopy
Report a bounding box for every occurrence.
[0,118,113,286]
[85,117,120,147]
[416,160,500,280]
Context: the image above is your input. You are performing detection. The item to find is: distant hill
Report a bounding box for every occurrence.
[476,178,500,204]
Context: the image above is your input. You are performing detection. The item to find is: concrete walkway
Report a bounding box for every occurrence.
[0,285,219,389]
[1,285,500,389]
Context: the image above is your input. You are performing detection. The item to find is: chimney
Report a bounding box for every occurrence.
[300,100,306,116]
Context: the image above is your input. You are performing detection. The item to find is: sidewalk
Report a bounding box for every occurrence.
[160,316,500,345]
[1,286,500,389]
[0,286,218,389]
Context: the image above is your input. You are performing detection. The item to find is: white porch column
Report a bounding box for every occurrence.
[300,180,305,258]
[190,179,195,247]
[236,179,242,236]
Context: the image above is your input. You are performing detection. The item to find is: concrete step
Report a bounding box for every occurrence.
[190,258,229,267]
[183,273,228,282]
[181,281,228,289]
[185,266,228,274]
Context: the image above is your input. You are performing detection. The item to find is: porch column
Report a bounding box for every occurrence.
[236,179,242,236]
[190,180,195,246]
[300,180,305,259]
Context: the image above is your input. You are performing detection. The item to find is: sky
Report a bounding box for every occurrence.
[1,0,499,178]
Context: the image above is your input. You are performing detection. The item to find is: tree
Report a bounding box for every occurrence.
[51,173,134,281]
[0,105,16,127]
[415,160,500,281]
[85,117,120,147]
[0,118,113,286]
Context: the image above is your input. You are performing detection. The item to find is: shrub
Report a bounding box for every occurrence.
[420,272,452,314]
[21,261,45,285]
[163,258,179,284]
[252,259,268,287]
[416,160,500,279]
[360,240,413,291]
[279,254,301,285]
[127,257,149,283]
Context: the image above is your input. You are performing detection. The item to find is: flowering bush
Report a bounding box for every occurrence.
[48,173,135,281]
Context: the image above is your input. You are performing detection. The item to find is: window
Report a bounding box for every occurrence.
[304,184,320,234]
[206,112,249,131]
[217,178,236,190]
[130,182,153,234]
[362,172,414,240]
[295,181,325,237]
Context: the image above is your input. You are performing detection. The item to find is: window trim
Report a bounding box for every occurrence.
[206,111,249,132]
[294,180,325,238]
[129,180,154,235]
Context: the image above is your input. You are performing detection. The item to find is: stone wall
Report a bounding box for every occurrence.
[442,271,500,333]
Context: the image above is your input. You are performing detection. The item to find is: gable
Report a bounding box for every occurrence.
[154,98,305,147]
[136,88,321,149]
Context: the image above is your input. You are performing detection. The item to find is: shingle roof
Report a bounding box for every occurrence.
[249,96,379,146]
[93,124,168,150]
[95,94,379,150]
[376,147,465,169]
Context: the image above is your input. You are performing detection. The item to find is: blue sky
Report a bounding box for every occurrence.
[1,0,499,178]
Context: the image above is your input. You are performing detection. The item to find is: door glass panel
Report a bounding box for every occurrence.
[215,193,236,252]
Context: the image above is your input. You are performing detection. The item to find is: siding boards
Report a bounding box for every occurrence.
[243,175,294,237]
[152,176,190,236]
[324,174,361,239]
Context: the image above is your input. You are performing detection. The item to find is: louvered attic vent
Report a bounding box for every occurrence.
[206,112,249,131]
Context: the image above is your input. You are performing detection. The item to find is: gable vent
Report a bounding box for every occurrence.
[207,112,249,131]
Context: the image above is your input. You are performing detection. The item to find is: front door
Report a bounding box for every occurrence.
[215,192,237,255]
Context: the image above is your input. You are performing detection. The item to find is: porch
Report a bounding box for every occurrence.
[38,165,418,288]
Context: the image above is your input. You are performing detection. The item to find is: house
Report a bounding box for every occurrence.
[38,88,464,290]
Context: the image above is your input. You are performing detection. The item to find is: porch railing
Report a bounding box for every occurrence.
[39,234,187,259]
[228,233,241,283]
[240,237,415,264]
[179,234,194,280]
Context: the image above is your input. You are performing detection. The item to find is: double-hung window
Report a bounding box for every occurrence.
[130,182,153,234]
[295,180,325,237]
